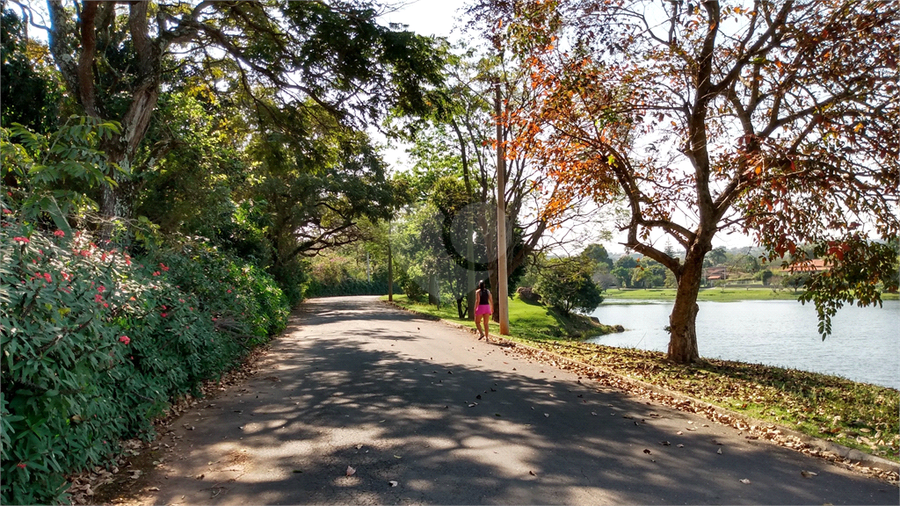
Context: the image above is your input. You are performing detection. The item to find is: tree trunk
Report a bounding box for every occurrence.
[667,250,705,364]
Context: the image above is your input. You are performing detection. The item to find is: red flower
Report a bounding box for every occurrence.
[160,263,169,271]
[94,294,103,303]
[12,236,29,243]
[119,335,130,345]
[43,273,51,283]
[2,209,13,215]
[17,463,25,469]
[53,230,65,237]
[153,271,161,276]
[161,312,168,318]
[97,286,106,293]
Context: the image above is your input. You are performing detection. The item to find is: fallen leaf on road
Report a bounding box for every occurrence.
[476,394,482,399]
[544,413,550,417]
[740,479,751,484]
[393,455,402,459]
[716,448,723,455]
[389,480,398,487]
[468,403,478,408]
[591,412,598,416]
[800,470,817,478]
[659,441,671,446]
[676,431,683,435]
[346,466,356,476]
[677,444,684,448]
[643,449,651,454]
[529,470,537,476]
[147,487,160,491]
[355,444,363,450]
[196,474,205,480]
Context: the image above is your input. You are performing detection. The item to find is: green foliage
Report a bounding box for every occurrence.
[799,238,900,338]
[2,118,123,231]
[0,219,288,505]
[1,9,62,133]
[535,257,604,316]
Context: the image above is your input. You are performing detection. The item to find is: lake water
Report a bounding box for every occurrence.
[588,299,900,389]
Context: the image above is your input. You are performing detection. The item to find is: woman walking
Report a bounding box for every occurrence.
[474,280,493,343]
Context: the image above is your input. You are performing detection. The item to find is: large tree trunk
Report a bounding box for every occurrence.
[667,249,706,363]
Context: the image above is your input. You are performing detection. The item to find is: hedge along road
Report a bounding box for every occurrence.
[120,296,896,505]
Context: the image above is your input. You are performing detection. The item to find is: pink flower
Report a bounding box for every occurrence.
[161,312,168,318]
[54,230,65,237]
[79,250,90,257]
[94,294,103,303]
[119,335,130,345]
[103,302,109,308]
[226,289,232,293]
[13,236,29,243]
[97,286,106,293]
[43,273,51,283]
[152,271,160,276]
[2,209,13,215]
[160,263,169,272]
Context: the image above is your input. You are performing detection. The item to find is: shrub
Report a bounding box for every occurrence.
[0,221,288,505]
[535,257,604,316]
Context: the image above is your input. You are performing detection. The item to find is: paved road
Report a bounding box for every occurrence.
[126,296,897,505]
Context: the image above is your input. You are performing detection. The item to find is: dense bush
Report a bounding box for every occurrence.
[0,221,289,505]
[307,278,389,297]
[535,257,604,316]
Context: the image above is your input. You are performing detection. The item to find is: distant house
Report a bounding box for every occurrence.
[789,259,830,274]
[705,266,727,281]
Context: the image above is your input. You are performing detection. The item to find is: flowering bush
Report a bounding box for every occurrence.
[0,218,289,505]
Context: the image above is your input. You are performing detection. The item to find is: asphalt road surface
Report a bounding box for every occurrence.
[124,296,897,505]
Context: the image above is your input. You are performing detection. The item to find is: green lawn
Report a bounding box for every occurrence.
[386,294,613,341]
[605,287,900,302]
[385,293,899,464]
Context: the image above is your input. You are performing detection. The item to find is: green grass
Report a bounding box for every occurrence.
[605,287,900,302]
[386,294,900,463]
[387,294,613,341]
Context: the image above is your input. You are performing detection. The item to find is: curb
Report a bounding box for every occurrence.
[382,300,899,475]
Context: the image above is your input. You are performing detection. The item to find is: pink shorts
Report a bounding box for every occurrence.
[475,304,492,316]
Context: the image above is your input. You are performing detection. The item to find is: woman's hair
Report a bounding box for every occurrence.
[478,280,486,291]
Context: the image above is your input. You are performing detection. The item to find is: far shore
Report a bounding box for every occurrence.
[603,287,900,303]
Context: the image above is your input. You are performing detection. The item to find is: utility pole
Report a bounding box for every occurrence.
[387,222,393,302]
[494,80,510,335]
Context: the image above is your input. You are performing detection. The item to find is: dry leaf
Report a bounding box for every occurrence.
[800,470,817,478]
[346,466,356,476]
[591,412,598,416]
[389,480,399,487]
[659,441,671,446]
[643,449,652,454]
[677,444,684,448]
[716,448,723,455]
[147,487,160,491]
[529,470,536,476]
[740,479,751,484]
[544,413,550,417]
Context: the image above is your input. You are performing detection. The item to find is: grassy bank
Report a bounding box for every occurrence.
[386,295,899,464]
[388,294,614,341]
[605,287,900,302]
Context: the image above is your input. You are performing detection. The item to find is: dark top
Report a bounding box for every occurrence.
[478,289,490,305]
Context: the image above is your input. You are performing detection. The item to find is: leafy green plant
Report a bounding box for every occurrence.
[0,217,289,505]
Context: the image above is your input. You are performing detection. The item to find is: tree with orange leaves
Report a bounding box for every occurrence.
[476,0,900,363]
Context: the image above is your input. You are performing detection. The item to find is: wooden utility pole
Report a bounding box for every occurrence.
[387,223,393,302]
[494,80,510,335]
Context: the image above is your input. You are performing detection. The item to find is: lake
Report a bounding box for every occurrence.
[588,299,900,389]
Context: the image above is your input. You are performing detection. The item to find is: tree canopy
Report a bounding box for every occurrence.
[480,0,900,362]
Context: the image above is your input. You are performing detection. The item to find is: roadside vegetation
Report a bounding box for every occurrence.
[387,295,899,464]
